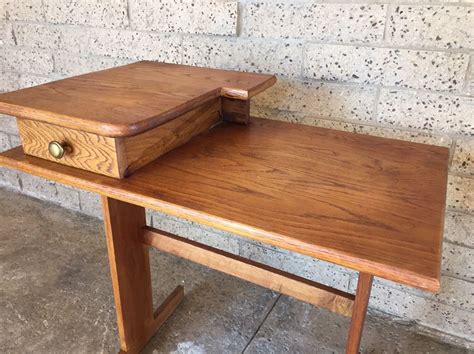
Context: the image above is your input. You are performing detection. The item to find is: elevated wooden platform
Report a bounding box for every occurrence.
[0,61,275,137]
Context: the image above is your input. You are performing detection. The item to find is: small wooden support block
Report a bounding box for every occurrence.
[102,197,183,354]
[222,97,250,124]
[142,226,355,317]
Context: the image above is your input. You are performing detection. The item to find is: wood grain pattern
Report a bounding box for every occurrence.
[0,61,275,137]
[346,273,374,354]
[222,97,250,124]
[151,285,184,334]
[0,118,449,291]
[101,196,154,352]
[143,226,355,316]
[102,197,183,353]
[18,118,122,178]
[123,98,221,176]
[17,99,221,178]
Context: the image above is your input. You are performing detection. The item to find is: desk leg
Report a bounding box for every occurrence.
[101,197,183,353]
[346,273,373,354]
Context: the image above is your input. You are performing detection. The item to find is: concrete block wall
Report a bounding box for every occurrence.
[0,0,473,347]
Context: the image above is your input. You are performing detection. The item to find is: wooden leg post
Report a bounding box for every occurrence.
[346,273,373,354]
[101,197,184,354]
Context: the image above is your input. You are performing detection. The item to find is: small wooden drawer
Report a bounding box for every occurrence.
[18,99,221,178]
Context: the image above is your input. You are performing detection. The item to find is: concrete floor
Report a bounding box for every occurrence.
[0,187,470,353]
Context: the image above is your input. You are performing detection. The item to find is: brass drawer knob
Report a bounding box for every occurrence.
[48,141,68,159]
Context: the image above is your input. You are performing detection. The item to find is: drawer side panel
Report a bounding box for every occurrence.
[123,98,222,176]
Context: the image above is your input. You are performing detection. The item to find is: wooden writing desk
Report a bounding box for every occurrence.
[0,62,449,353]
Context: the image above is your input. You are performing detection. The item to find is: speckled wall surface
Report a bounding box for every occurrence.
[0,0,472,347]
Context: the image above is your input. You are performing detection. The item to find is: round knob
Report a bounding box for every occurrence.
[48,141,67,159]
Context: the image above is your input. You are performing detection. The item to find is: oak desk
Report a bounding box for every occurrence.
[0,63,449,353]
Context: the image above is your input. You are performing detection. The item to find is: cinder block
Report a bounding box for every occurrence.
[53,184,81,211]
[54,51,132,77]
[377,89,474,136]
[8,133,20,147]
[242,3,386,43]
[0,72,19,92]
[78,190,102,218]
[4,0,44,21]
[451,138,474,176]
[238,240,352,292]
[43,0,128,29]
[0,2,5,19]
[429,276,474,313]
[13,23,61,50]
[388,5,474,49]
[145,209,153,226]
[250,106,304,124]
[1,48,54,75]
[304,45,383,84]
[0,21,14,46]
[0,167,20,189]
[447,174,473,212]
[240,236,351,274]
[19,173,81,210]
[464,62,474,96]
[361,281,474,341]
[444,211,474,248]
[150,210,241,254]
[0,130,11,151]
[0,114,17,135]
[59,26,182,62]
[299,118,452,148]
[232,40,302,77]
[129,0,237,36]
[253,79,376,122]
[182,36,302,77]
[18,74,55,89]
[182,36,234,69]
[20,174,58,201]
[303,44,468,92]
[363,276,474,313]
[442,242,473,281]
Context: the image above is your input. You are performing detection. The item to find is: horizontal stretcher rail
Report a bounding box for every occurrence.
[142,226,355,317]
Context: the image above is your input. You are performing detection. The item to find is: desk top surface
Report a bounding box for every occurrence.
[0,118,449,292]
[0,62,275,137]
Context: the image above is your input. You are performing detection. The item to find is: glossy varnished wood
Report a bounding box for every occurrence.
[102,197,183,353]
[222,97,250,124]
[102,196,154,351]
[17,99,221,178]
[122,98,221,176]
[143,226,355,316]
[18,118,122,177]
[346,273,374,354]
[0,118,449,291]
[0,61,275,137]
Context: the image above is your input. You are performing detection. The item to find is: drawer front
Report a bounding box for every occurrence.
[18,118,122,178]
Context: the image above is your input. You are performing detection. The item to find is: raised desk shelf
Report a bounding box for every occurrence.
[0,61,275,178]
